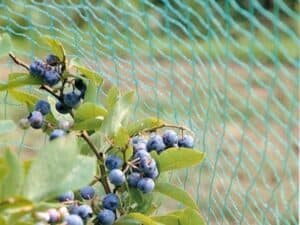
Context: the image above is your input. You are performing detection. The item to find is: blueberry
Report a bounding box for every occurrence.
[139,158,157,174]
[137,178,155,193]
[133,142,147,153]
[44,69,60,86]
[28,111,43,129]
[134,150,150,160]
[63,92,81,108]
[146,135,166,153]
[46,54,60,66]
[162,130,178,148]
[18,118,30,130]
[131,136,147,145]
[48,208,60,223]
[74,78,87,98]
[178,135,194,148]
[64,214,83,225]
[102,193,120,210]
[57,191,74,202]
[55,101,72,114]
[108,169,125,186]
[49,129,65,141]
[29,59,45,77]
[97,209,115,225]
[72,205,93,220]
[105,155,123,171]
[127,172,141,187]
[35,100,51,115]
[144,167,159,179]
[79,186,95,200]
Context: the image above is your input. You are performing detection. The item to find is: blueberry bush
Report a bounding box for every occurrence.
[0,37,206,225]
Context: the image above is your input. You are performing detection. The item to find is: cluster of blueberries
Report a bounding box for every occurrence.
[37,185,118,225]
[29,54,87,114]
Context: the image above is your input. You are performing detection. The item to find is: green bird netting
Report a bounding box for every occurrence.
[0,1,299,224]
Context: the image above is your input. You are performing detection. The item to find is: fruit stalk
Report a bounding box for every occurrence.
[81,131,111,194]
[9,53,29,71]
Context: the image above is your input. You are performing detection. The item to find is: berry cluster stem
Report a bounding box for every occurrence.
[142,123,194,135]
[81,131,111,194]
[9,53,29,71]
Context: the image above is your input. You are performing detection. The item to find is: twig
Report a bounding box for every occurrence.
[142,123,194,136]
[81,131,111,194]
[40,85,61,100]
[9,53,29,71]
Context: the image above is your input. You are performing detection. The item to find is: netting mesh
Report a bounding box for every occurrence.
[0,1,299,224]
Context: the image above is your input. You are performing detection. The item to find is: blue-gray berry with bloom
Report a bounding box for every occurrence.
[139,157,157,174]
[144,167,159,179]
[102,193,120,210]
[80,186,95,200]
[29,59,45,77]
[134,150,150,160]
[44,69,60,86]
[55,101,71,114]
[108,169,126,186]
[127,172,141,187]
[162,130,178,147]
[49,129,65,141]
[63,92,81,108]
[96,209,115,225]
[178,135,194,148]
[137,178,155,193]
[28,111,43,129]
[35,100,51,115]
[147,134,166,153]
[105,155,123,171]
[57,191,74,202]
[64,214,83,225]
[46,54,60,66]
[71,205,93,220]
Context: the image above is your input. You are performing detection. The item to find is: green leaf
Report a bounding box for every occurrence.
[152,208,206,225]
[69,59,103,85]
[72,118,103,131]
[48,96,72,122]
[0,149,24,201]
[74,102,107,122]
[84,81,97,103]
[100,91,134,137]
[8,90,39,110]
[0,74,41,91]
[116,213,162,225]
[152,148,205,172]
[0,216,7,225]
[127,117,165,136]
[23,134,84,201]
[42,36,65,62]
[0,197,32,214]
[154,183,198,210]
[106,86,119,111]
[0,33,12,57]
[127,188,154,214]
[124,146,133,162]
[114,128,129,148]
[0,120,16,135]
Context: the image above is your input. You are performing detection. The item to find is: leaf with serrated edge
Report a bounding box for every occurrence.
[154,182,198,210]
[152,148,205,172]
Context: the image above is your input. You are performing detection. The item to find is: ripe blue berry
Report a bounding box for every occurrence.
[132,136,147,145]
[146,135,166,153]
[139,158,157,174]
[102,193,120,210]
[133,142,147,153]
[108,169,126,186]
[44,69,60,86]
[28,111,43,129]
[74,79,87,98]
[49,129,65,141]
[162,130,178,147]
[57,191,74,202]
[80,186,95,200]
[134,150,150,160]
[97,209,115,225]
[144,167,159,179]
[137,178,155,193]
[29,59,45,77]
[46,54,60,66]
[72,205,93,220]
[63,92,81,108]
[105,155,123,171]
[35,100,51,115]
[127,172,141,187]
[64,214,83,225]
[55,101,71,114]
[178,135,194,148]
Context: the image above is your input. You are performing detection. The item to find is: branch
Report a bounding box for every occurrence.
[81,131,111,194]
[9,53,29,71]
[142,123,194,136]
[40,85,61,100]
